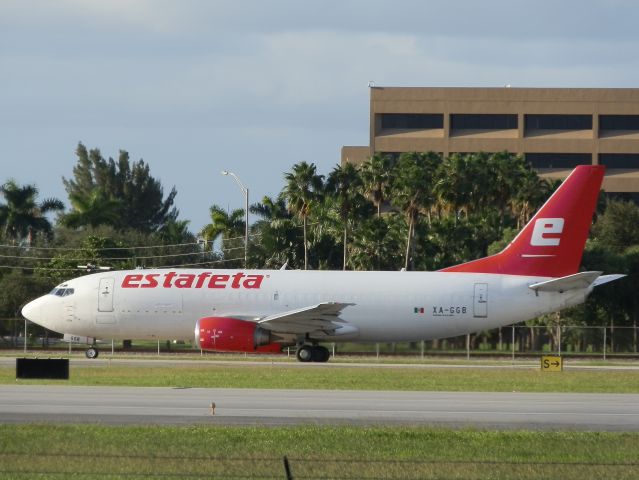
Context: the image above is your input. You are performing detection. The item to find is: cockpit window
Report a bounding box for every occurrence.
[49,288,74,297]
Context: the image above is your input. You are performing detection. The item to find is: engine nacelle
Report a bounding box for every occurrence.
[195,317,281,353]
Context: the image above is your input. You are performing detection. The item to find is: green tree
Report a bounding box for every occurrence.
[200,205,245,265]
[390,152,441,270]
[62,143,179,232]
[281,162,324,270]
[510,166,558,229]
[349,215,405,271]
[433,154,474,221]
[591,200,639,252]
[37,235,134,285]
[360,154,394,218]
[325,163,371,270]
[60,188,122,229]
[158,219,193,246]
[0,180,64,244]
[250,196,301,269]
[0,270,54,346]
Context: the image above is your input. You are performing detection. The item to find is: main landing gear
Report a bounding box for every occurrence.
[296,345,330,363]
[85,346,99,359]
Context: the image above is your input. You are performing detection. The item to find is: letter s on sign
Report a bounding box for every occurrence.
[530,218,564,246]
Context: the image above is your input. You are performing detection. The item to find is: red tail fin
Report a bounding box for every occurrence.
[440,165,605,277]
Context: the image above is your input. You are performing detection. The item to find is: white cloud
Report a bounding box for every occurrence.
[2,0,639,227]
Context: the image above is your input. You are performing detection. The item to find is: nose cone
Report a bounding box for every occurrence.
[22,298,44,325]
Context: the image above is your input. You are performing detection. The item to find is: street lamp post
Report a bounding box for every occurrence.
[221,170,249,268]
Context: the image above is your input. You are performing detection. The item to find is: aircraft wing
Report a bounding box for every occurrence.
[257,302,355,336]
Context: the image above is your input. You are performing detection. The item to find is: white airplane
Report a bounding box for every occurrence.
[22,165,623,362]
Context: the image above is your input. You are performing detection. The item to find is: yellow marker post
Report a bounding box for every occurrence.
[541,355,563,372]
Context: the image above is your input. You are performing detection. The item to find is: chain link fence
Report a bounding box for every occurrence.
[1,452,638,479]
[2,318,638,359]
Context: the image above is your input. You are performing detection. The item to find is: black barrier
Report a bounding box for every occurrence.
[16,358,69,380]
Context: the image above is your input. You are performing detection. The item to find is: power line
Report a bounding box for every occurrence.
[0,251,215,262]
[0,232,263,252]
[155,257,246,269]
[0,240,203,252]
[0,264,83,272]
[0,256,248,272]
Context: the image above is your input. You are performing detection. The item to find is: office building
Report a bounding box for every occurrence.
[342,87,639,195]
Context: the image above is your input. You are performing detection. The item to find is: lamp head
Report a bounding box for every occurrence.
[221,170,229,176]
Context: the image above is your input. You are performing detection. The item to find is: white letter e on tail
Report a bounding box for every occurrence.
[530,218,564,246]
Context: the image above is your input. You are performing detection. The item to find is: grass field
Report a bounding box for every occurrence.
[2,361,639,392]
[1,425,638,479]
[3,359,638,479]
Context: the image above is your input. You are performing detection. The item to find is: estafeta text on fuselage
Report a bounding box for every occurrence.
[122,272,265,289]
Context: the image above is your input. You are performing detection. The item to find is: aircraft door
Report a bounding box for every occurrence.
[473,283,488,318]
[98,278,115,312]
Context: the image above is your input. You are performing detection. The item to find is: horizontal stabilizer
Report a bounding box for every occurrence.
[592,274,626,287]
[529,271,602,292]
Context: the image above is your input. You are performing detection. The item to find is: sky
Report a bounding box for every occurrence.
[2,0,639,232]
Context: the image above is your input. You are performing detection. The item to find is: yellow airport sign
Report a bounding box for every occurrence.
[541,355,563,372]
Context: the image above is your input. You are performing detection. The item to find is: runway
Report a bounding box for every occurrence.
[1,385,639,430]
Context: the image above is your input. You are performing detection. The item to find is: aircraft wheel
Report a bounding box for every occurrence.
[311,346,330,363]
[85,347,99,359]
[296,345,313,362]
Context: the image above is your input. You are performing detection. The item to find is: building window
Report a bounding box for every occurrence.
[450,114,517,130]
[525,153,592,169]
[599,154,639,169]
[380,114,443,130]
[525,114,592,131]
[599,115,639,131]
[378,152,402,162]
[605,192,639,204]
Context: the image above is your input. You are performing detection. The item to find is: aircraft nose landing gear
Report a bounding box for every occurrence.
[295,345,330,363]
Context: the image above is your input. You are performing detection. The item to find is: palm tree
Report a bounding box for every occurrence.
[433,153,473,221]
[200,205,246,262]
[250,196,300,269]
[60,188,121,229]
[281,162,324,270]
[390,152,441,270]
[326,163,369,270]
[360,154,393,218]
[349,215,405,271]
[158,219,193,245]
[512,172,558,229]
[485,152,527,222]
[0,180,64,244]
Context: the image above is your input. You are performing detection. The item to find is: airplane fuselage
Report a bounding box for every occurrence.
[26,268,589,344]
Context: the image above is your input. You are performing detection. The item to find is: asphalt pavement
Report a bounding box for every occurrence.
[1,385,639,430]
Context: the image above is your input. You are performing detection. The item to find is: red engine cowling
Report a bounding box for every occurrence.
[195,317,282,353]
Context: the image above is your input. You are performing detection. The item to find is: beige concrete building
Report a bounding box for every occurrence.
[342,87,639,195]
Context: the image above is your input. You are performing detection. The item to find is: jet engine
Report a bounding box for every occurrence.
[195,317,281,353]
